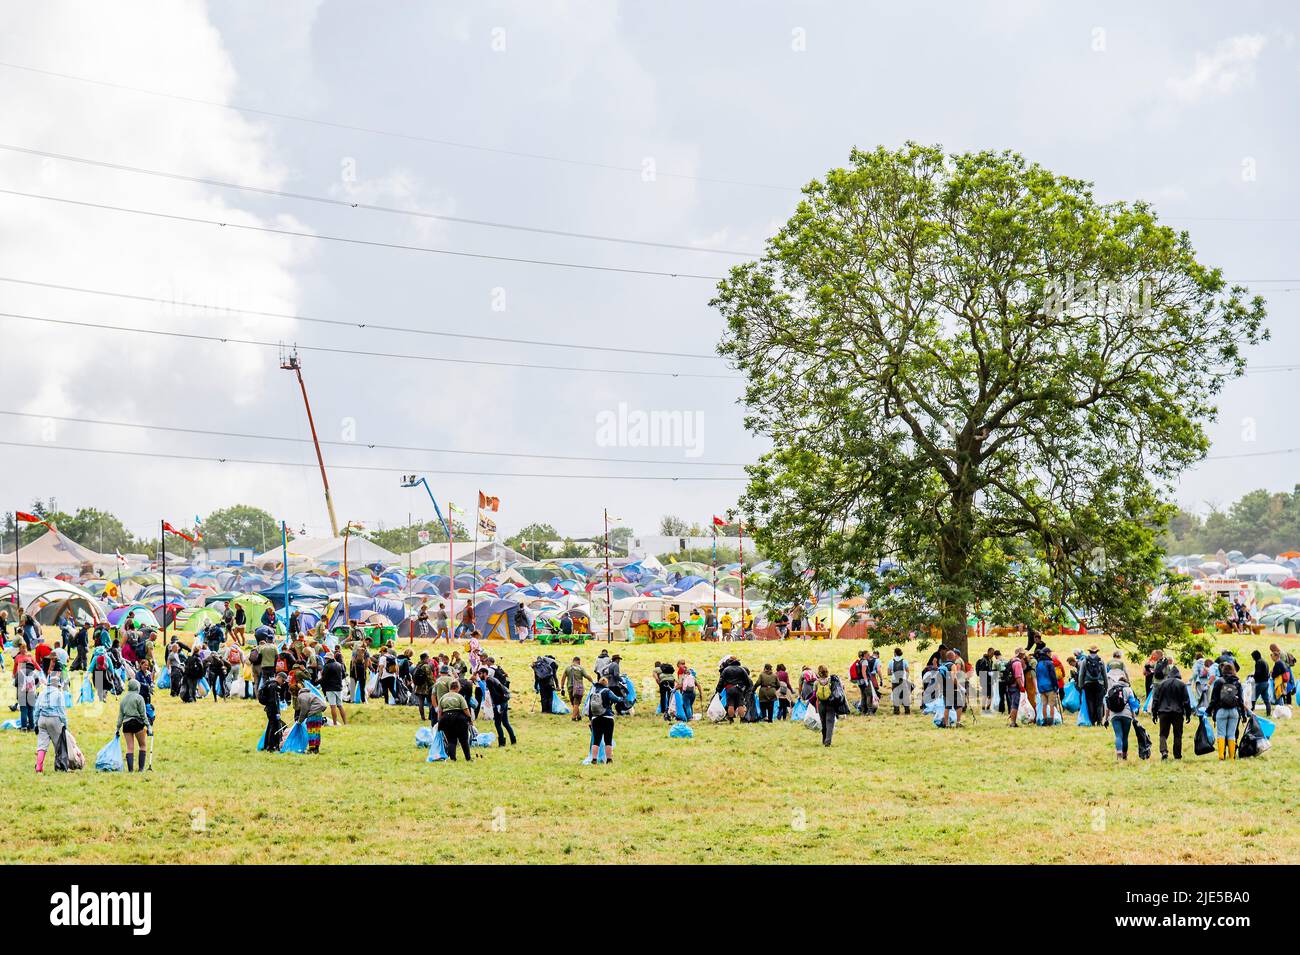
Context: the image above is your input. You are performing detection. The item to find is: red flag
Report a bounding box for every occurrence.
[712,515,726,527]
[15,511,54,532]
[478,491,500,512]
[162,521,198,544]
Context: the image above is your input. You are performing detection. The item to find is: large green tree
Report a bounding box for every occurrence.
[202,505,281,550]
[715,143,1266,659]
[367,518,470,554]
[506,523,559,559]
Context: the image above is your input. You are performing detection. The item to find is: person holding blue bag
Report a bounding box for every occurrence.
[259,671,288,753]
[585,673,627,766]
[1105,675,1139,761]
[115,679,150,772]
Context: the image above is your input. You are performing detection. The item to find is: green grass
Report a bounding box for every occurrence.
[2,633,1294,864]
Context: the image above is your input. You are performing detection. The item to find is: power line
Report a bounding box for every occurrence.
[0,143,760,257]
[0,59,795,193]
[0,409,748,468]
[0,440,747,482]
[0,274,723,360]
[0,188,727,281]
[0,308,740,380]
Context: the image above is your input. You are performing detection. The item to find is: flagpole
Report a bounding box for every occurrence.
[471,496,480,634]
[342,527,350,634]
[738,520,745,638]
[13,516,20,625]
[712,521,718,635]
[604,508,612,642]
[160,519,166,648]
[281,521,290,638]
[447,501,454,644]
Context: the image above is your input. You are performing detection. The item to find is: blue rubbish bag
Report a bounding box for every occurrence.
[550,691,570,714]
[1256,715,1276,739]
[1,719,21,730]
[62,688,75,708]
[1062,682,1081,712]
[472,731,495,747]
[158,667,171,690]
[79,677,96,703]
[931,707,958,727]
[415,726,434,749]
[196,676,210,698]
[353,681,364,704]
[95,736,124,772]
[426,730,448,762]
[304,681,325,701]
[791,699,808,721]
[1076,701,1093,726]
[622,676,636,704]
[280,721,308,754]
[669,722,694,739]
[582,739,609,764]
[672,689,689,721]
[1142,690,1152,713]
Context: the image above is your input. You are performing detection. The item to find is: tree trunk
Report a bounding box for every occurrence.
[941,607,969,662]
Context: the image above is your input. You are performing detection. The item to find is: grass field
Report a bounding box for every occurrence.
[2,631,1295,864]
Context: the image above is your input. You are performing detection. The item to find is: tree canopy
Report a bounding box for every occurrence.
[715,143,1266,659]
[201,505,282,550]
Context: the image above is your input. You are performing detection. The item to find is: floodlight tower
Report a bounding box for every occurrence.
[280,345,340,537]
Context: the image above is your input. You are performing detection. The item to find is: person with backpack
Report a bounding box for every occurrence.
[753,663,780,722]
[560,656,596,723]
[1151,664,1192,760]
[181,647,205,703]
[1079,646,1107,726]
[850,650,873,715]
[585,673,627,765]
[533,656,558,713]
[1208,661,1247,760]
[886,649,912,715]
[259,671,287,752]
[1105,673,1139,761]
[677,660,698,720]
[33,673,68,772]
[477,666,515,746]
[205,650,228,701]
[813,664,847,746]
[1004,649,1027,727]
[975,648,997,713]
[320,650,347,726]
[116,678,150,772]
[714,656,753,722]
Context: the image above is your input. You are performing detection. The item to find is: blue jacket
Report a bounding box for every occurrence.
[1035,658,1057,694]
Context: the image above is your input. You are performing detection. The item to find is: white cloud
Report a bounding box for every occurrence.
[1168,34,1267,102]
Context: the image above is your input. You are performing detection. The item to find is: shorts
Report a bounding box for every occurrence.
[589,715,615,747]
[121,718,146,735]
[726,686,747,709]
[325,691,343,706]
[1005,686,1021,710]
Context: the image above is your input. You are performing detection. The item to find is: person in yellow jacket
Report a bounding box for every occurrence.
[719,611,734,641]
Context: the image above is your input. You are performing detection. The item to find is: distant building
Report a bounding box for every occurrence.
[202,546,256,565]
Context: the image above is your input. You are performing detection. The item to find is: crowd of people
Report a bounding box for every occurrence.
[5,605,1296,770]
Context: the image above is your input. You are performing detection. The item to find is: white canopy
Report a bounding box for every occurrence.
[6,530,109,573]
[670,582,743,609]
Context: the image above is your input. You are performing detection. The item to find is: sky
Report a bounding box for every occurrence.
[1,0,1297,545]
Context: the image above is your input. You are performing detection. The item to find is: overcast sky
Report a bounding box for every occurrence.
[1,0,1297,544]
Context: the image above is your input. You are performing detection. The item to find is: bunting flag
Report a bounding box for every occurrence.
[15,511,55,532]
[162,521,198,544]
[478,491,500,512]
[477,509,498,537]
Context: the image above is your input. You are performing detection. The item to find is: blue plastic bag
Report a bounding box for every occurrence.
[426,730,448,761]
[672,689,689,721]
[932,707,958,727]
[415,726,434,748]
[622,676,636,704]
[550,691,570,714]
[1256,715,1276,739]
[1035,696,1062,726]
[582,739,609,764]
[1062,682,1081,712]
[79,677,96,703]
[353,682,363,704]
[95,736,124,772]
[669,722,694,739]
[304,681,325,701]
[158,667,171,689]
[280,721,308,754]
[472,731,495,747]
[1142,690,1152,713]
[1076,700,1093,726]
[791,699,808,721]
[1,719,20,730]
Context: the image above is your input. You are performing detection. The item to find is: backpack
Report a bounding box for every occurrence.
[849,659,863,681]
[1219,680,1239,710]
[1106,683,1127,714]
[815,679,832,702]
[586,689,606,718]
[1083,656,1105,684]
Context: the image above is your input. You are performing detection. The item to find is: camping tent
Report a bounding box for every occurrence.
[0,578,106,624]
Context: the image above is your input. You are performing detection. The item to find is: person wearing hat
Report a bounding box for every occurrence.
[116,678,150,771]
[431,665,454,724]
[33,673,68,772]
[1079,645,1108,726]
[437,679,475,761]
[1151,664,1192,760]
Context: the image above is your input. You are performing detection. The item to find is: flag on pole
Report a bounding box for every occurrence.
[162,521,198,544]
[477,509,498,537]
[478,491,500,512]
[15,511,54,532]
[114,549,128,567]
[449,502,465,516]
[712,515,727,527]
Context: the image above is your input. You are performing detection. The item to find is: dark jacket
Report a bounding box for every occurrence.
[1152,676,1191,719]
[319,659,344,693]
[1208,676,1246,717]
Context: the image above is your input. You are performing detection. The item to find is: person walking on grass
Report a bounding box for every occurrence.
[294,681,328,754]
[1152,664,1192,760]
[116,678,150,772]
[813,664,847,746]
[1105,674,1139,762]
[1208,661,1247,761]
[260,671,287,753]
[754,663,779,722]
[585,673,627,766]
[677,660,698,720]
[1079,645,1107,727]
[33,673,68,772]
[1004,649,1026,727]
[478,666,516,747]
[320,650,347,726]
[1250,650,1272,716]
[437,680,475,762]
